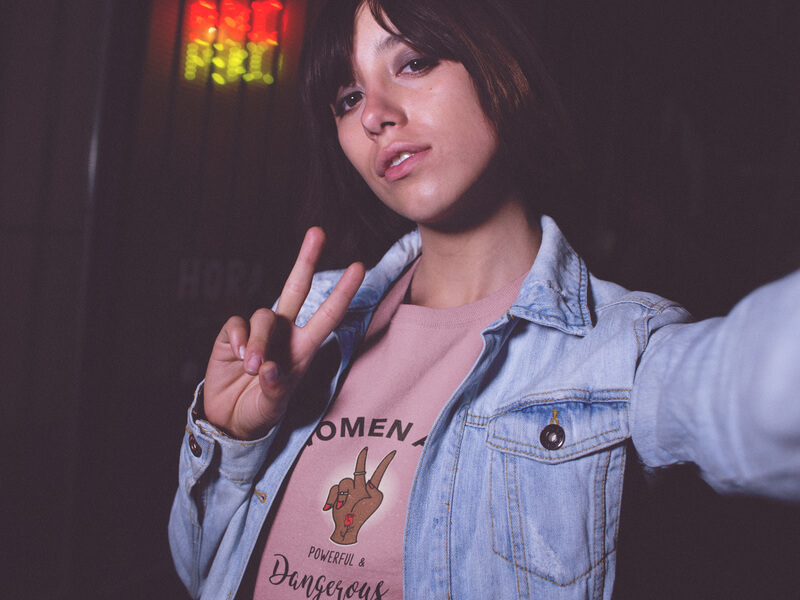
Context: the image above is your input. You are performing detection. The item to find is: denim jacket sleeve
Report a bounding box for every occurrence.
[169,383,278,599]
[631,269,800,499]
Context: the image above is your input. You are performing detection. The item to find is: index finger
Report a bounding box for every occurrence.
[301,261,365,349]
[353,447,368,490]
[275,227,326,321]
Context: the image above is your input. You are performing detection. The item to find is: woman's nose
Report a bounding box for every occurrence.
[360,89,405,137]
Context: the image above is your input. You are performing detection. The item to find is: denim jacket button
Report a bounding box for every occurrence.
[189,434,202,457]
[540,424,565,450]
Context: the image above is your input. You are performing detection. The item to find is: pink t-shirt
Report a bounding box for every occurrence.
[254,262,524,599]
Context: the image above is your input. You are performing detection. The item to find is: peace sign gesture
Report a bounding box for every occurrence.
[202,228,365,440]
[324,447,396,545]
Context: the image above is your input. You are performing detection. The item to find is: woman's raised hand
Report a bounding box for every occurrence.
[202,227,366,440]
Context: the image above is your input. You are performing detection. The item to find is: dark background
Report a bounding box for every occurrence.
[2,0,799,598]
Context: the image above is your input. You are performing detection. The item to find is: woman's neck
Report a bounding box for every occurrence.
[409,196,541,308]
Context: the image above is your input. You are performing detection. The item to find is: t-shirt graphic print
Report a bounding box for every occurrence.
[324,447,396,546]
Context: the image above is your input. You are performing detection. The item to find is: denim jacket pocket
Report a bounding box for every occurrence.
[486,393,629,590]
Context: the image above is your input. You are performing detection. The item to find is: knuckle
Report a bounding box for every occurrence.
[219,315,246,343]
[317,302,339,322]
[250,307,276,325]
[223,315,246,330]
[283,279,310,296]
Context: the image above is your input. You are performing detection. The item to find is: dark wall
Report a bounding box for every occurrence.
[2,0,142,597]
[2,1,798,598]
[3,0,310,597]
[526,0,800,320]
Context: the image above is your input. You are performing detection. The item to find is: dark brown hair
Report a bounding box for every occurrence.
[299,0,576,266]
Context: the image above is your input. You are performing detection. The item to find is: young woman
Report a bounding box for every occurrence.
[169,0,800,598]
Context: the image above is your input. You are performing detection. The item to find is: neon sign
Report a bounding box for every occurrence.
[183,0,284,85]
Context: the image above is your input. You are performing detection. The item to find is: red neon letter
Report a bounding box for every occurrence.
[188,0,219,31]
[249,1,282,44]
[220,0,251,43]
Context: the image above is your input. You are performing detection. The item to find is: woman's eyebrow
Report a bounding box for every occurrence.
[372,33,406,57]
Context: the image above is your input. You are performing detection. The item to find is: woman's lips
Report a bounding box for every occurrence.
[376,143,430,176]
[381,148,431,182]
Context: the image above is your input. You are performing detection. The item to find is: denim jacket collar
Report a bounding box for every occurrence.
[511,216,592,336]
[342,215,591,340]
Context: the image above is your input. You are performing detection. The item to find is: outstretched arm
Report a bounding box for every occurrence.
[631,269,800,500]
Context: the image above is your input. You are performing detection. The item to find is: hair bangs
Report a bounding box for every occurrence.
[302,0,360,113]
[365,0,461,65]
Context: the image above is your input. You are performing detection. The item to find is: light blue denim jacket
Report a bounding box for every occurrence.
[170,216,800,599]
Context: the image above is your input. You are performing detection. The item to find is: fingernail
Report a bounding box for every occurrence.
[323,503,332,511]
[263,364,280,383]
[238,345,246,360]
[245,355,262,374]
[335,501,343,509]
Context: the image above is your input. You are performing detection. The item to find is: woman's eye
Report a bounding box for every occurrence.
[401,56,438,75]
[335,91,363,116]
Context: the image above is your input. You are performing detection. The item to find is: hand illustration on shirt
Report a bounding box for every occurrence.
[323,447,396,545]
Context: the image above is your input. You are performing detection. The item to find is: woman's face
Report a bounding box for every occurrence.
[332,5,501,228]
